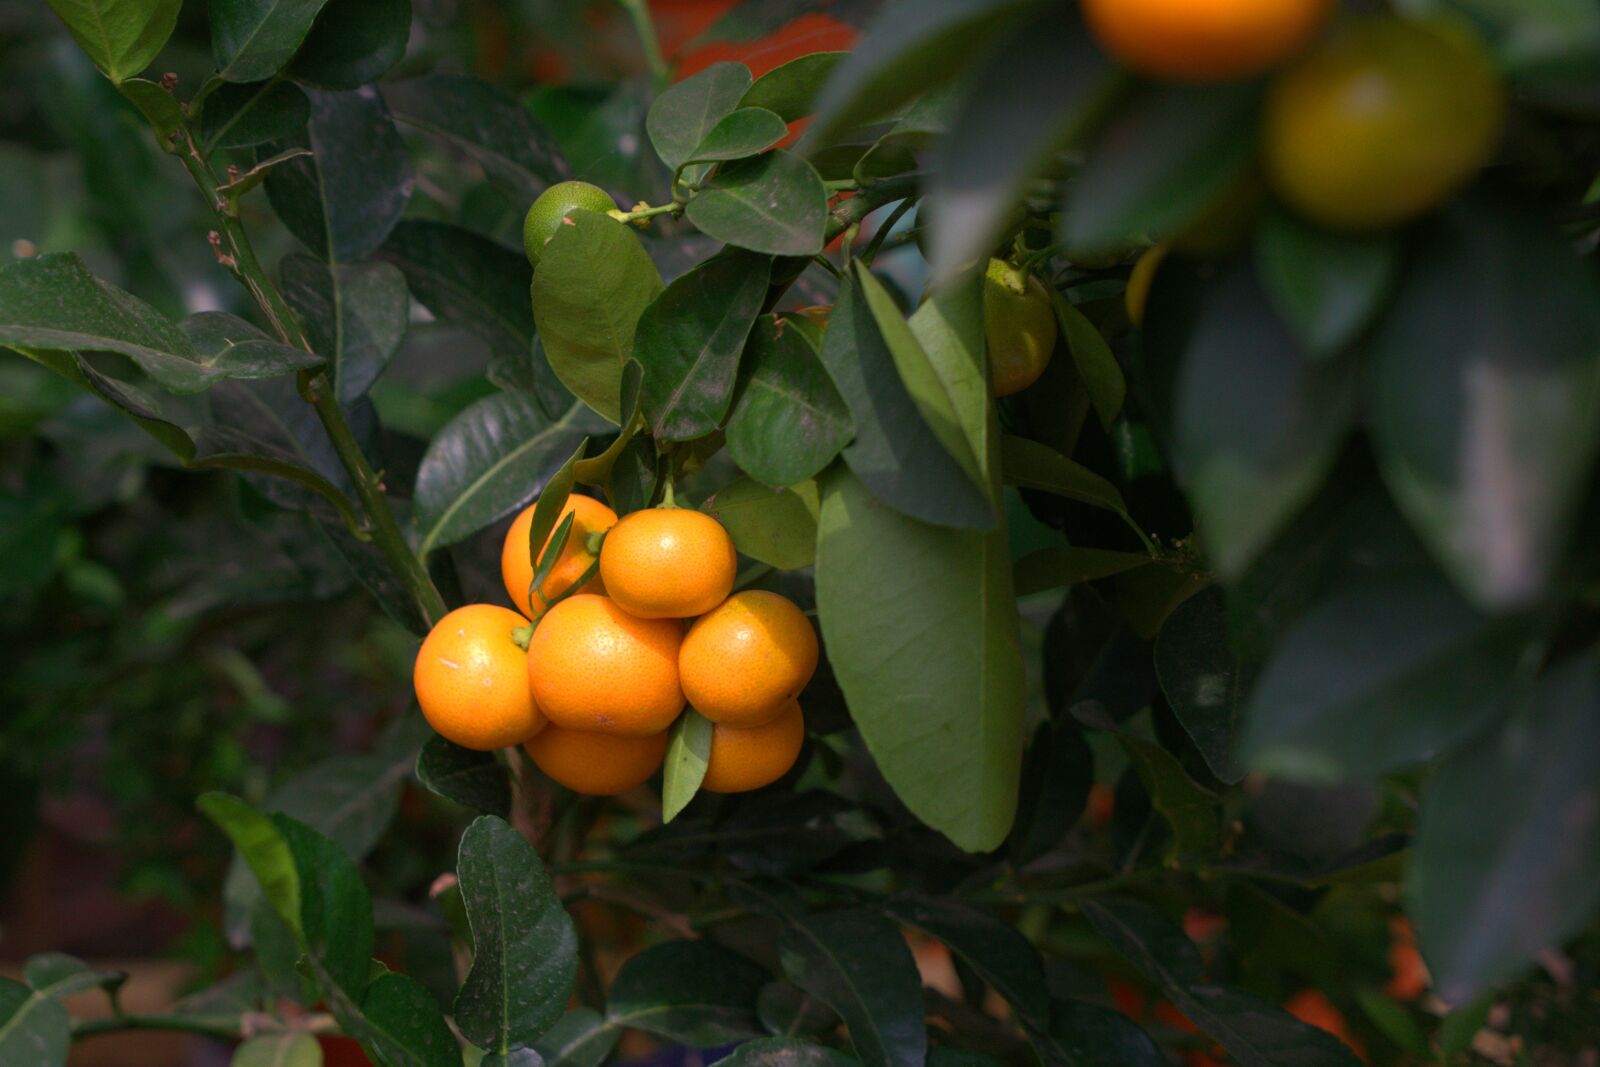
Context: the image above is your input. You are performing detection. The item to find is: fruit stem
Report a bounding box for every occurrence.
[510,624,535,650]
[610,201,681,226]
[619,0,671,91]
[585,530,606,556]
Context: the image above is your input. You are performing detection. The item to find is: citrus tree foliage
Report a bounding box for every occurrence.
[2,0,1599,1065]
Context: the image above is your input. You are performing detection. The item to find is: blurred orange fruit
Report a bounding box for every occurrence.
[1285,989,1365,1061]
[701,701,805,793]
[680,590,818,726]
[414,605,543,750]
[525,722,669,795]
[526,594,685,735]
[1081,0,1334,82]
[599,507,738,619]
[1385,916,1430,1002]
[501,493,618,618]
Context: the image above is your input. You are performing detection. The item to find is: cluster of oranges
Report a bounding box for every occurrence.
[412,495,818,797]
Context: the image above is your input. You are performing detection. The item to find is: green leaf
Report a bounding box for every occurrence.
[689,108,790,164]
[662,709,713,823]
[703,478,818,570]
[519,438,586,609]
[779,910,926,1067]
[233,1033,324,1067]
[756,981,838,1039]
[22,955,122,1000]
[1253,206,1399,358]
[179,311,324,380]
[1052,293,1124,432]
[0,977,68,1067]
[531,211,664,423]
[924,9,1112,283]
[1409,652,1600,1003]
[648,62,751,170]
[1037,1000,1166,1067]
[1063,83,1260,258]
[46,0,179,82]
[606,939,767,1046]
[802,0,1040,150]
[413,393,606,555]
[685,151,829,257]
[188,426,363,534]
[716,1039,860,1066]
[1013,546,1149,597]
[1367,201,1600,609]
[819,278,994,530]
[1075,705,1220,860]
[726,313,852,488]
[351,971,463,1067]
[533,1008,618,1067]
[1173,267,1356,579]
[1239,576,1535,783]
[456,817,578,1052]
[999,435,1136,524]
[0,253,218,393]
[289,0,410,89]
[120,77,182,141]
[574,360,644,487]
[213,0,332,82]
[201,79,310,150]
[815,467,1023,852]
[636,250,771,441]
[415,737,511,818]
[200,792,304,938]
[740,52,845,122]
[1154,588,1248,784]
[384,76,569,198]
[906,278,991,479]
[264,87,414,263]
[274,815,374,998]
[881,896,1047,1028]
[280,256,408,404]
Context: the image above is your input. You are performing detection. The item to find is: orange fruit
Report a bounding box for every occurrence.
[598,507,738,619]
[679,590,818,726]
[526,594,684,735]
[1385,916,1430,1002]
[413,605,543,750]
[501,493,618,618]
[525,723,669,795]
[1285,989,1365,1061]
[1264,16,1504,231]
[1082,0,1335,83]
[701,701,806,794]
[983,258,1056,397]
[524,180,617,265]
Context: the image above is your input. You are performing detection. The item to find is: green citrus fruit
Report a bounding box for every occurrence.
[523,180,618,265]
[983,258,1057,397]
[1264,16,1504,231]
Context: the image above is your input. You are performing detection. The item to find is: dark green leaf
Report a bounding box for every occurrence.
[213,0,332,82]
[1154,588,1248,784]
[353,971,463,1067]
[273,814,374,997]
[1253,206,1399,358]
[881,896,1047,1028]
[726,313,852,488]
[779,910,927,1067]
[413,392,606,555]
[280,255,408,404]
[520,437,586,609]
[636,250,771,441]
[574,360,644,487]
[1075,706,1219,860]
[1063,83,1259,257]
[716,1039,860,1067]
[0,977,68,1067]
[1009,722,1092,866]
[1240,576,1534,783]
[264,87,413,262]
[1013,546,1149,597]
[290,0,410,89]
[179,311,325,379]
[1000,435,1132,521]
[1174,267,1355,579]
[740,53,844,122]
[1367,201,1600,609]
[188,426,363,532]
[690,108,790,163]
[662,709,713,823]
[531,211,663,423]
[384,76,570,197]
[1052,293,1124,432]
[648,62,751,170]
[533,1008,618,1067]
[686,151,828,257]
[756,981,838,1038]
[120,78,183,140]
[703,478,818,570]
[415,737,511,818]
[1410,652,1600,1002]
[1037,999,1166,1067]
[46,0,179,82]
[456,816,578,1052]
[607,939,767,1046]
[201,79,311,150]
[22,955,122,1000]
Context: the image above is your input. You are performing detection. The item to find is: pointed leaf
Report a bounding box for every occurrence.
[703,478,818,570]
[881,896,1047,1028]
[46,0,179,82]
[726,313,852,488]
[1154,588,1249,784]
[740,53,845,122]
[201,79,310,150]
[180,311,324,379]
[779,910,926,1067]
[689,108,790,164]
[289,0,410,89]
[606,939,767,1046]
[280,256,408,404]
[416,736,511,817]
[1254,206,1399,358]
[1052,292,1124,432]
[1075,705,1220,860]
[648,62,751,170]
[533,1009,618,1067]
[213,0,332,82]
[686,151,829,257]
[662,710,713,823]
[347,971,462,1067]
[384,76,569,196]
[0,977,68,1067]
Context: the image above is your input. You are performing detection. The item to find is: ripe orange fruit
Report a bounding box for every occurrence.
[983,258,1056,397]
[501,493,618,618]
[526,594,684,735]
[1285,989,1365,1061]
[524,180,618,265]
[1385,916,1430,1002]
[1264,16,1504,231]
[680,590,818,726]
[525,723,669,795]
[598,507,738,619]
[413,605,543,750]
[701,701,806,794]
[1081,0,1335,83]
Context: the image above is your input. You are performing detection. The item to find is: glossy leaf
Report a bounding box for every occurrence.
[201,79,310,150]
[274,815,374,998]
[22,955,122,1001]
[726,313,852,488]
[1367,202,1600,609]
[607,939,768,1046]
[1052,293,1124,431]
[213,0,331,82]
[1239,576,1534,783]
[0,977,68,1067]
[47,0,179,82]
[648,62,751,170]
[703,478,818,570]
[815,467,1023,852]
[636,250,770,440]
[290,0,410,89]
[1410,652,1600,1002]
[179,310,323,380]
[264,87,413,263]
[533,1008,618,1067]
[881,895,1047,1027]
[1254,206,1399,358]
[1000,435,1132,521]
[1013,546,1149,597]
[531,211,663,423]
[415,737,511,818]
[689,108,789,164]
[756,981,838,1038]
[662,709,712,823]
[233,1033,323,1067]
[456,816,578,1052]
[686,151,829,257]
[740,52,845,122]
[413,392,606,555]
[716,1039,860,1067]
[280,255,408,404]
[384,76,569,197]
[574,360,644,487]
[120,77,182,140]
[905,278,990,478]
[778,910,927,1067]
[1154,588,1248,784]
[349,971,463,1067]
[188,426,362,533]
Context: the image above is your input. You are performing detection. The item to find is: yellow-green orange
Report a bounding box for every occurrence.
[599,508,738,619]
[524,180,618,265]
[501,493,617,618]
[413,605,543,750]
[526,594,684,735]
[701,701,806,794]
[525,724,668,796]
[983,259,1056,397]
[680,591,818,727]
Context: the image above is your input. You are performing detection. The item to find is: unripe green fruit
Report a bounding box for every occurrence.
[523,181,619,265]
